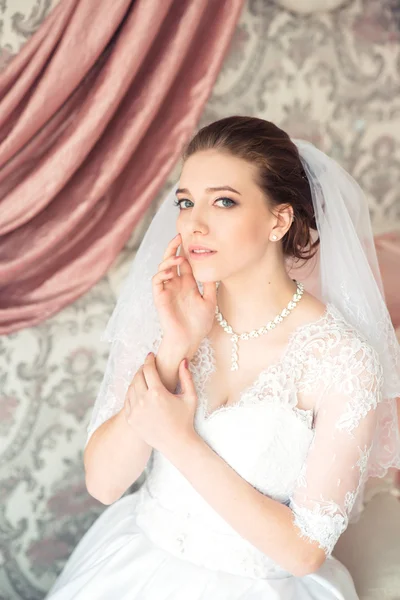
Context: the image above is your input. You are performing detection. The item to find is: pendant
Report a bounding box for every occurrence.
[231,334,239,371]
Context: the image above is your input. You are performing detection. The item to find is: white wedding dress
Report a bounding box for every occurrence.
[46,303,383,599]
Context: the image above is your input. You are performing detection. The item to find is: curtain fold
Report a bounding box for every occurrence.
[0,0,245,334]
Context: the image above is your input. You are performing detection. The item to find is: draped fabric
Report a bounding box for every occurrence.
[0,0,244,334]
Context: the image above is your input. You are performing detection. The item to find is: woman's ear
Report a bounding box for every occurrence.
[271,204,294,239]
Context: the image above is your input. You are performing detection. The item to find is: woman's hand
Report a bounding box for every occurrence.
[152,233,217,355]
[124,352,199,456]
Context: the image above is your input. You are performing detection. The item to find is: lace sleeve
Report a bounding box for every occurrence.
[85,328,162,448]
[289,338,384,556]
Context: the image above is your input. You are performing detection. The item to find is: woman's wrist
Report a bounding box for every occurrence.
[158,338,198,364]
[155,341,189,393]
[165,429,204,467]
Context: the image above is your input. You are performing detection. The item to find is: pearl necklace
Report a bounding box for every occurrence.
[215,280,305,371]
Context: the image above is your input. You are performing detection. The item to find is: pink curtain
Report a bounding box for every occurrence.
[374,232,400,330]
[0,0,244,334]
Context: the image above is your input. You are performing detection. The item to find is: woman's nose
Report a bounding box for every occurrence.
[187,213,209,235]
[192,223,208,235]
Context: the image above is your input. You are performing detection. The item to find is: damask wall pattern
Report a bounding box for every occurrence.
[0,0,60,71]
[0,1,399,598]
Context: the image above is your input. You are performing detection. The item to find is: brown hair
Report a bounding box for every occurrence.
[182,116,319,261]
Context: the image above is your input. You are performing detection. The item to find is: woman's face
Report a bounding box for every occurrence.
[176,150,276,283]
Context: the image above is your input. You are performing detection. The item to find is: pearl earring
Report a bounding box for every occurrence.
[271,234,278,241]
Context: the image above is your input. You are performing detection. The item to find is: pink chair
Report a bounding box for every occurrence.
[375,231,400,330]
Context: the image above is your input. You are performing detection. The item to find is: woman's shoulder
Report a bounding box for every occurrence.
[294,301,382,376]
[290,303,383,417]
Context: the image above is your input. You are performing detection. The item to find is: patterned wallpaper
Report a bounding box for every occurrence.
[0,0,60,71]
[0,1,399,598]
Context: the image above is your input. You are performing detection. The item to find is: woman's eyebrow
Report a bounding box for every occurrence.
[175,186,242,196]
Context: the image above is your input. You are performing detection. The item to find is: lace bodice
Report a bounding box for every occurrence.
[87,303,384,579]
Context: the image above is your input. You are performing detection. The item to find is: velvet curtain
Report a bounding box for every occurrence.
[0,0,245,334]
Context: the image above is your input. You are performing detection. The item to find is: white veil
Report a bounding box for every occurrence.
[86,139,400,485]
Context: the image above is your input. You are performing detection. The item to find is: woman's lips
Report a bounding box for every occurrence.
[189,250,217,260]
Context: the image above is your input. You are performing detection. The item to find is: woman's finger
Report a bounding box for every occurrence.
[157,255,185,278]
[152,269,175,295]
[202,280,218,305]
[126,367,147,420]
[162,233,182,262]
[174,243,193,278]
[160,234,183,277]
[132,366,149,398]
[142,353,163,389]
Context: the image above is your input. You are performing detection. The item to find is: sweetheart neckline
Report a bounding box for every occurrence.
[197,302,337,421]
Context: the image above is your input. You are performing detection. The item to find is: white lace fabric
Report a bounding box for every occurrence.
[113,303,386,578]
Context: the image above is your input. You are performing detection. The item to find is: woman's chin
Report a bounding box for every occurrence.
[190,263,220,283]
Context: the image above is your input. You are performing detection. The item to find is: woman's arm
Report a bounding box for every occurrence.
[166,433,325,577]
[84,408,152,505]
[84,340,195,505]
[84,230,213,505]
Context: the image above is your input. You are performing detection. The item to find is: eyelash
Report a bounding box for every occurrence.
[173,197,237,210]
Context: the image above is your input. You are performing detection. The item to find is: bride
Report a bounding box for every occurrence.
[46,116,400,599]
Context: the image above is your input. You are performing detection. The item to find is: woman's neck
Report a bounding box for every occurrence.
[215,266,297,333]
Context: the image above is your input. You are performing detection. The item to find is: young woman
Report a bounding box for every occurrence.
[46,117,400,599]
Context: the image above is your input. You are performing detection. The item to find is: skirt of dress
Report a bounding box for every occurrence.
[45,492,359,600]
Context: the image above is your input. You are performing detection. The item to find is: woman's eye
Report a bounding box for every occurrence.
[214,197,236,208]
[174,199,193,209]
